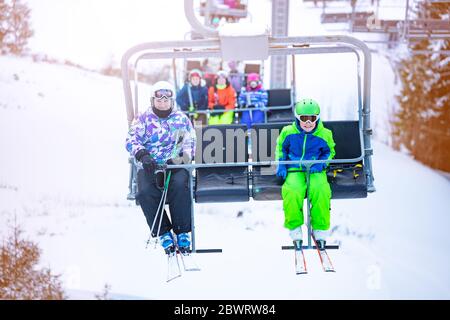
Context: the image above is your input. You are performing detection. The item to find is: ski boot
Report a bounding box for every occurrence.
[176,232,200,271]
[159,232,175,255]
[316,239,326,251]
[160,232,181,282]
[313,230,328,251]
[176,232,191,254]
[293,239,303,251]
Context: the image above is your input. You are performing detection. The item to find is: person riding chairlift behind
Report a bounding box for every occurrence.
[176,69,208,126]
[238,73,268,129]
[208,70,236,125]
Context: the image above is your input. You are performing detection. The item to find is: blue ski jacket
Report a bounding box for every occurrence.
[176,83,208,111]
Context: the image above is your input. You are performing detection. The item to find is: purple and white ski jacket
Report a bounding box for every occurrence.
[126,108,196,164]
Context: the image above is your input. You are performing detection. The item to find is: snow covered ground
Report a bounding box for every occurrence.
[1,54,450,300]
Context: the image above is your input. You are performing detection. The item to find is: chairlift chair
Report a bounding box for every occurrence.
[122,0,376,253]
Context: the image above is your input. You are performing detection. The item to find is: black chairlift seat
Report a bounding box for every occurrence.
[252,120,367,201]
[251,123,284,200]
[266,89,294,123]
[195,125,250,203]
[324,121,367,199]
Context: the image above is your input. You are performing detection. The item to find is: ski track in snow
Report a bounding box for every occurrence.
[1,49,449,300]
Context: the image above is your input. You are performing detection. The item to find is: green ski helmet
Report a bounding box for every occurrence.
[295,99,321,117]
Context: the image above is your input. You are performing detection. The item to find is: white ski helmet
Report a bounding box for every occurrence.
[151,81,176,100]
[217,70,228,79]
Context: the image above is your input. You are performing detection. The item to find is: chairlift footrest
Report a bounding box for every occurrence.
[192,248,223,254]
[282,245,339,250]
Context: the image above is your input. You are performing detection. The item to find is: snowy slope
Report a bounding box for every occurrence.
[1,55,449,299]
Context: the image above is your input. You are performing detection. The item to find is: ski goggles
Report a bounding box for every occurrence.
[297,114,319,123]
[154,89,174,100]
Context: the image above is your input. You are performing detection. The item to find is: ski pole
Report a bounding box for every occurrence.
[153,129,181,239]
[149,171,170,237]
[146,180,168,249]
[305,164,313,249]
[155,171,172,239]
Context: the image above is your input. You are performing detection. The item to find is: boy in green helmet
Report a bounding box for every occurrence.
[276,99,336,250]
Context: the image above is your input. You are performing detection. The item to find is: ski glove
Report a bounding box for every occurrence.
[309,163,327,174]
[135,149,156,174]
[167,152,192,165]
[276,164,287,180]
[155,163,167,172]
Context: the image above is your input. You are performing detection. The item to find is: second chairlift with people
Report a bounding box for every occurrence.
[180,58,294,127]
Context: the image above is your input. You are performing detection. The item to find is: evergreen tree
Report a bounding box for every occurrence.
[0,224,66,300]
[393,1,450,172]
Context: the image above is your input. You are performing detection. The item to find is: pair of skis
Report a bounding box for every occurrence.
[295,237,335,275]
[294,170,336,274]
[167,247,200,282]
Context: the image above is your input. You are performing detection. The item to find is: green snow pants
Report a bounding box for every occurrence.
[208,111,234,125]
[281,171,331,231]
